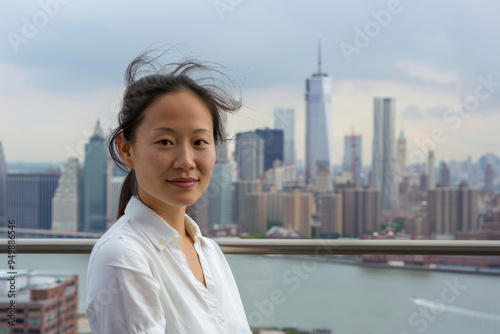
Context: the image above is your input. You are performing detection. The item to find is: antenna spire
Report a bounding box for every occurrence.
[318,39,322,75]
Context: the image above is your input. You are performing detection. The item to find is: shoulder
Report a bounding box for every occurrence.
[89,216,149,271]
[201,235,222,253]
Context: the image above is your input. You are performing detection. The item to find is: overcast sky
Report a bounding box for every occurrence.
[1,0,500,167]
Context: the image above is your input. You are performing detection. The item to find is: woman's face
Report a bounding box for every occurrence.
[119,90,216,210]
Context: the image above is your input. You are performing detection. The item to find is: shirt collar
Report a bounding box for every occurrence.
[124,196,214,251]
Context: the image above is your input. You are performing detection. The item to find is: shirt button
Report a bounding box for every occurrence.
[218,317,224,324]
[159,240,165,246]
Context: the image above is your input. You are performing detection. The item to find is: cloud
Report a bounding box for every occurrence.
[401,104,424,120]
[395,60,460,85]
[0,62,121,163]
[426,105,448,119]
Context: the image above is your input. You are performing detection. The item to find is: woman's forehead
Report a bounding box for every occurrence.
[139,91,214,132]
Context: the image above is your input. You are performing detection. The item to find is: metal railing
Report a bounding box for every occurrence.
[1,238,500,255]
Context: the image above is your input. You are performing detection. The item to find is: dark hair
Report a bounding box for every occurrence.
[108,47,242,220]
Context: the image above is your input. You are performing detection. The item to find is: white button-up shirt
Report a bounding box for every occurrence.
[85,196,252,334]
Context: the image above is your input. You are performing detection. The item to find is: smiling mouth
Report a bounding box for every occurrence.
[167,179,198,188]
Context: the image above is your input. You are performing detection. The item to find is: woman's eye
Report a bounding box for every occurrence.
[157,139,172,146]
[194,140,208,146]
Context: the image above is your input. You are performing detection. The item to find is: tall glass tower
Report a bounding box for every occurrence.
[207,138,233,227]
[371,97,398,210]
[305,42,333,184]
[274,108,295,165]
[51,157,82,232]
[342,135,362,186]
[83,120,108,232]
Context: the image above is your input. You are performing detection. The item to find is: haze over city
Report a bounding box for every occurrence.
[1,0,500,166]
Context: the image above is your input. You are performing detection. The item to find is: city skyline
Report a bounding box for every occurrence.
[1,1,500,167]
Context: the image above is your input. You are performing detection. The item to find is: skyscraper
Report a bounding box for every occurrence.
[255,128,284,171]
[315,161,331,192]
[266,188,283,226]
[245,191,268,233]
[232,180,260,226]
[371,97,398,210]
[335,184,381,237]
[319,192,343,236]
[235,132,264,180]
[108,175,125,225]
[0,142,6,227]
[208,147,233,227]
[51,157,83,232]
[83,120,108,232]
[305,42,333,184]
[484,163,495,192]
[428,151,436,189]
[282,188,316,238]
[439,162,451,187]
[397,129,407,184]
[342,134,362,186]
[7,171,60,230]
[274,108,295,165]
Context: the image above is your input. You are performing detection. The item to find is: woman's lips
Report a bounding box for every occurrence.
[167,179,198,188]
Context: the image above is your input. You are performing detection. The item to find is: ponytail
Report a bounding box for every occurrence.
[116,169,138,220]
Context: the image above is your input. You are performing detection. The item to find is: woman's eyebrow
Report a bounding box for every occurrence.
[150,126,213,134]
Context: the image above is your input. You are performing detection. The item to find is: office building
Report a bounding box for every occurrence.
[439,162,451,187]
[484,163,495,192]
[335,171,353,185]
[426,183,479,235]
[371,97,398,210]
[6,171,60,230]
[51,157,83,232]
[419,173,428,192]
[245,191,268,233]
[282,188,316,237]
[255,128,284,172]
[83,120,108,232]
[274,108,295,165]
[305,43,333,184]
[428,151,436,189]
[315,161,331,192]
[232,179,261,226]
[235,132,264,180]
[397,129,407,183]
[108,175,125,226]
[342,134,362,186]
[208,162,233,227]
[319,192,343,236]
[335,184,381,237]
[263,161,296,191]
[267,187,283,227]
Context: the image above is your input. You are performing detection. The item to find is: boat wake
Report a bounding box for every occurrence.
[411,297,500,322]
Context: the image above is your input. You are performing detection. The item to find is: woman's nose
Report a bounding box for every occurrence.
[173,145,196,170]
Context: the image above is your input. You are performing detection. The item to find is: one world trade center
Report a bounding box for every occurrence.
[305,42,333,185]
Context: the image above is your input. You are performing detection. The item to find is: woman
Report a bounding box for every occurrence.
[85,49,252,333]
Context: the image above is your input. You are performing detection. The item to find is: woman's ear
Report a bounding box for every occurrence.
[116,132,134,169]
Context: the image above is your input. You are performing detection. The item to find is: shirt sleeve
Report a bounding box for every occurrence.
[86,236,166,334]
